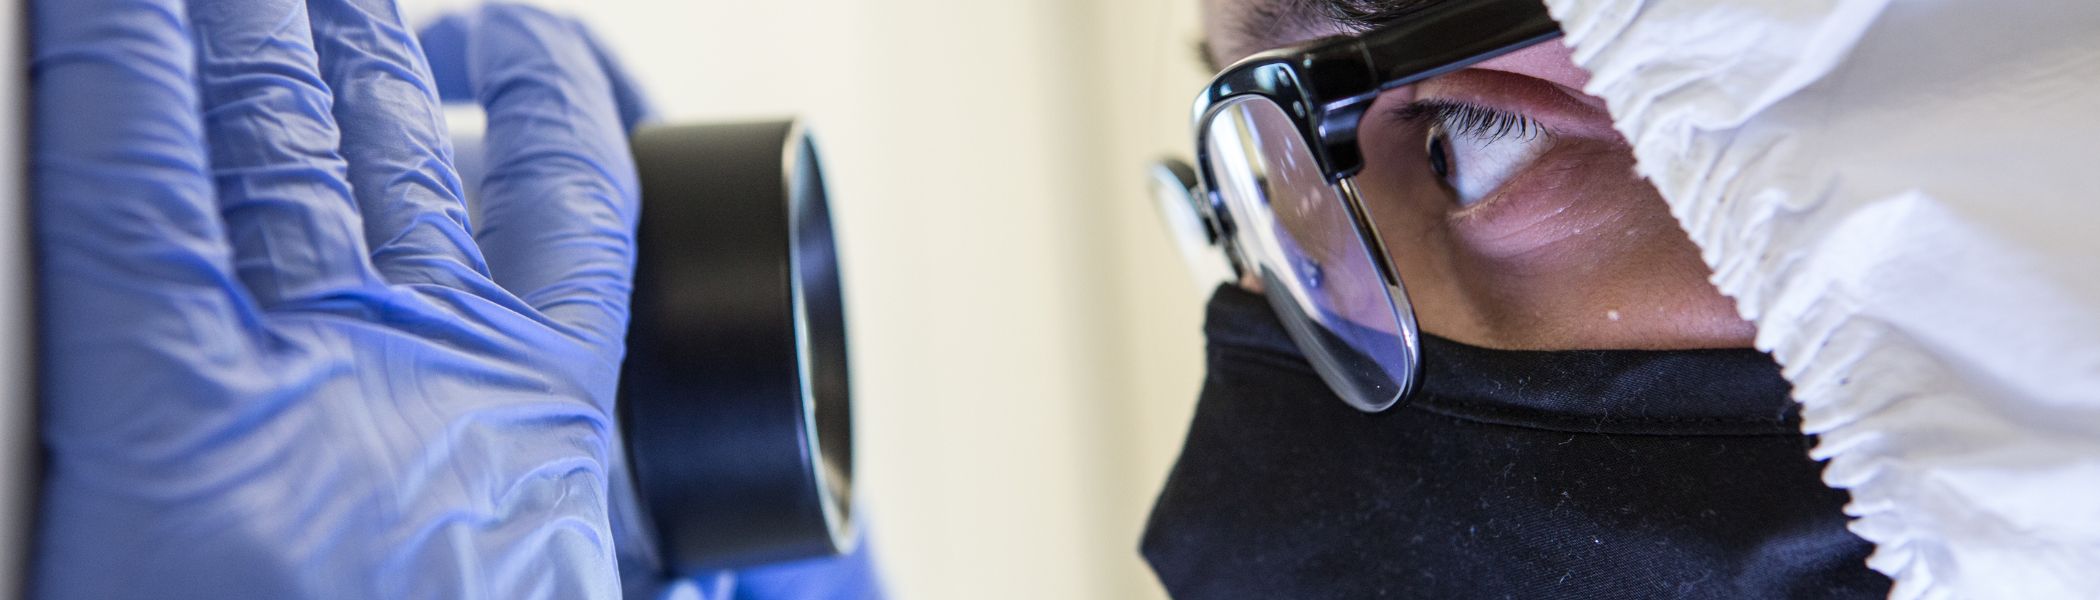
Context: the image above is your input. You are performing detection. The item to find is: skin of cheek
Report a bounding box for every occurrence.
[1458,146,1755,349]
[1353,96,1757,350]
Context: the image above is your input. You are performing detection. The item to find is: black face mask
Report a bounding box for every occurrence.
[1141,285,1890,599]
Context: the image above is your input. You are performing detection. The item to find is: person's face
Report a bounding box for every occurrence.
[1202,0,1757,350]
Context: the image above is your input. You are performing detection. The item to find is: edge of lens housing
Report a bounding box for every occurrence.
[620,119,855,574]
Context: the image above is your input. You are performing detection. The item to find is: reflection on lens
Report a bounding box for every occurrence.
[1203,97,1419,411]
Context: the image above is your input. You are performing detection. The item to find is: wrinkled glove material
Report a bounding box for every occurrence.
[416,11,887,600]
[33,0,642,597]
[1542,0,2100,598]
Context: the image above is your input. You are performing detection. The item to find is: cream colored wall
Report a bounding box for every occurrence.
[406,1,1213,597]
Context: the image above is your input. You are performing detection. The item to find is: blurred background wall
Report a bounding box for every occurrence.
[406,0,1215,598]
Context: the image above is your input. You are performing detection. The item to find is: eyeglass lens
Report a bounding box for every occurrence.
[1203,97,1416,411]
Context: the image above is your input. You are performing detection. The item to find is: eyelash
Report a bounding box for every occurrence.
[1391,100,1547,144]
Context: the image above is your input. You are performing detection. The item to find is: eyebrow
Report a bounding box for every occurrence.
[1196,0,1447,72]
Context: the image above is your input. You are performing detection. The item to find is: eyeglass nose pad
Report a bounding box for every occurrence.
[1147,159,1240,292]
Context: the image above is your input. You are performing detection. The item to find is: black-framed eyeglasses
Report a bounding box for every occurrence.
[1148,0,1561,412]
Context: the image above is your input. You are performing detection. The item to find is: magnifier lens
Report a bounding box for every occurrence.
[787,132,853,548]
[623,121,854,572]
[1203,97,1419,412]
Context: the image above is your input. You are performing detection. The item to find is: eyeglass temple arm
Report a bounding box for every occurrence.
[1296,0,1562,179]
[1356,0,1565,91]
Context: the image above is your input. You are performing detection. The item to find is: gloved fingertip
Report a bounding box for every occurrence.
[416,14,475,104]
[569,16,658,131]
[460,4,654,130]
[472,1,566,32]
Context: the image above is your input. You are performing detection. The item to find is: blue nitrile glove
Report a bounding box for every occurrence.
[729,541,888,600]
[33,0,644,597]
[419,13,890,600]
[419,11,654,132]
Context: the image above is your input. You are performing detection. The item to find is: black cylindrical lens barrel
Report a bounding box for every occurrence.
[620,120,855,574]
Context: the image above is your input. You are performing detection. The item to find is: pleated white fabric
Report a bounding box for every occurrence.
[1540,0,2100,597]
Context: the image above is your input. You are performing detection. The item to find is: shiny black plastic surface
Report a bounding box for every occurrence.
[620,120,854,574]
[1192,0,1561,181]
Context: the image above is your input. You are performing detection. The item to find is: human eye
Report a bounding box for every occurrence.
[1394,100,1553,207]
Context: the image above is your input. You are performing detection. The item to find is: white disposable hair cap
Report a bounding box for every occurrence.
[1542,0,2100,598]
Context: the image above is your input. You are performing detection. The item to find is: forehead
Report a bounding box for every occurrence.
[1201,0,1440,67]
[1202,0,1334,66]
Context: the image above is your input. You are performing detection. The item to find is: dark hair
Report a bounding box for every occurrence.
[1205,0,1442,70]
[1305,0,1441,31]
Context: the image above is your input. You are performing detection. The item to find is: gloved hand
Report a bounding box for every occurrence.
[419,10,654,132]
[33,0,644,597]
[421,13,890,600]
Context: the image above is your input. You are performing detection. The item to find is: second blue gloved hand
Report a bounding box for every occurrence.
[33,0,642,597]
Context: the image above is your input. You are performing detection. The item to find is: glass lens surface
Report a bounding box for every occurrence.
[1203,97,1417,411]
